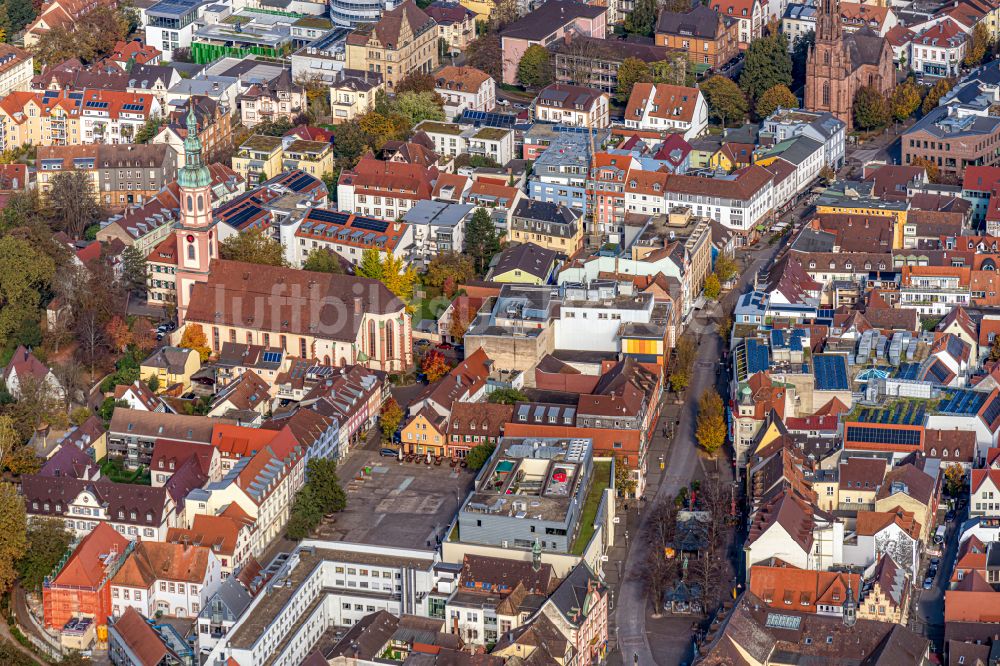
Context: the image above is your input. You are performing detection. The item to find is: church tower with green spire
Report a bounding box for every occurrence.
[174,105,218,322]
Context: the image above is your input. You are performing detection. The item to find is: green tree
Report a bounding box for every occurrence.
[380,398,403,442]
[465,208,501,274]
[0,235,56,352]
[134,115,163,144]
[465,443,496,471]
[651,54,692,87]
[714,253,739,283]
[250,118,295,137]
[356,250,417,302]
[0,482,26,595]
[791,31,814,89]
[424,252,475,293]
[668,336,697,393]
[853,85,889,130]
[616,57,652,104]
[18,518,72,592]
[306,457,347,514]
[615,458,638,497]
[302,248,344,273]
[695,389,726,456]
[703,273,721,300]
[356,248,384,280]
[467,33,502,81]
[395,70,437,94]
[121,245,147,295]
[392,91,445,125]
[517,44,553,88]
[4,0,36,34]
[701,75,749,127]
[922,78,954,115]
[739,31,792,104]
[48,170,105,239]
[890,79,922,122]
[219,228,287,266]
[487,387,528,404]
[755,84,798,119]
[332,120,370,167]
[286,485,323,540]
[965,22,991,67]
[624,0,657,37]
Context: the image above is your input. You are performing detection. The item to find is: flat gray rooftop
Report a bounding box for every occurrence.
[312,451,476,549]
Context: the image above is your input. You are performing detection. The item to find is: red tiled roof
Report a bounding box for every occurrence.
[111,607,169,666]
[53,522,129,588]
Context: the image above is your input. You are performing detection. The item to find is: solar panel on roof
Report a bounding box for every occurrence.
[309,209,350,225]
[122,103,145,112]
[85,101,109,109]
[262,351,282,364]
[982,394,1000,425]
[461,110,518,128]
[287,172,314,192]
[924,360,952,385]
[225,205,262,230]
[814,354,849,391]
[352,217,389,233]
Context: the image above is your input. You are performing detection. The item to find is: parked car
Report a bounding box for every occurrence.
[930,558,940,567]
[945,510,956,522]
[923,577,934,589]
[437,342,454,350]
[380,447,399,457]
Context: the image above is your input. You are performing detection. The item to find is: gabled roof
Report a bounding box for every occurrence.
[500,0,606,40]
[747,489,818,553]
[113,540,214,588]
[625,82,701,124]
[4,345,52,384]
[53,522,129,588]
[110,607,170,666]
[971,468,1000,493]
[114,380,162,411]
[748,565,860,614]
[491,242,557,280]
[855,507,920,539]
[876,463,936,506]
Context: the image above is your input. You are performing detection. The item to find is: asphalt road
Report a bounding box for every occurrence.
[915,503,965,649]
[613,234,786,665]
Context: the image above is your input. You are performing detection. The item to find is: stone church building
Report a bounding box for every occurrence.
[804,0,895,130]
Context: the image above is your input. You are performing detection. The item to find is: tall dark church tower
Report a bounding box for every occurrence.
[803,0,896,131]
[804,0,852,128]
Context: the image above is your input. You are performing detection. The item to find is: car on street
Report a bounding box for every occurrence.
[513,103,527,110]
[923,577,934,589]
[437,342,454,350]
[945,510,956,522]
[930,558,940,567]
[380,447,399,457]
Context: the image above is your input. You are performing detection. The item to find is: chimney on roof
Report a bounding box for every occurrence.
[354,296,363,315]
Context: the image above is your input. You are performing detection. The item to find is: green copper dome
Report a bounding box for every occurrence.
[178,106,212,189]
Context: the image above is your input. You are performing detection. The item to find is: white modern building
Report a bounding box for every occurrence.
[202,541,453,665]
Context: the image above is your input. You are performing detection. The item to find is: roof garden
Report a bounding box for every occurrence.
[571,459,611,556]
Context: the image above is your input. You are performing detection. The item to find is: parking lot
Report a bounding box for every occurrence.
[313,449,476,550]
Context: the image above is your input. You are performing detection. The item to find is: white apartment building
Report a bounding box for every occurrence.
[534,84,610,128]
[111,541,223,619]
[203,541,454,666]
[434,66,496,117]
